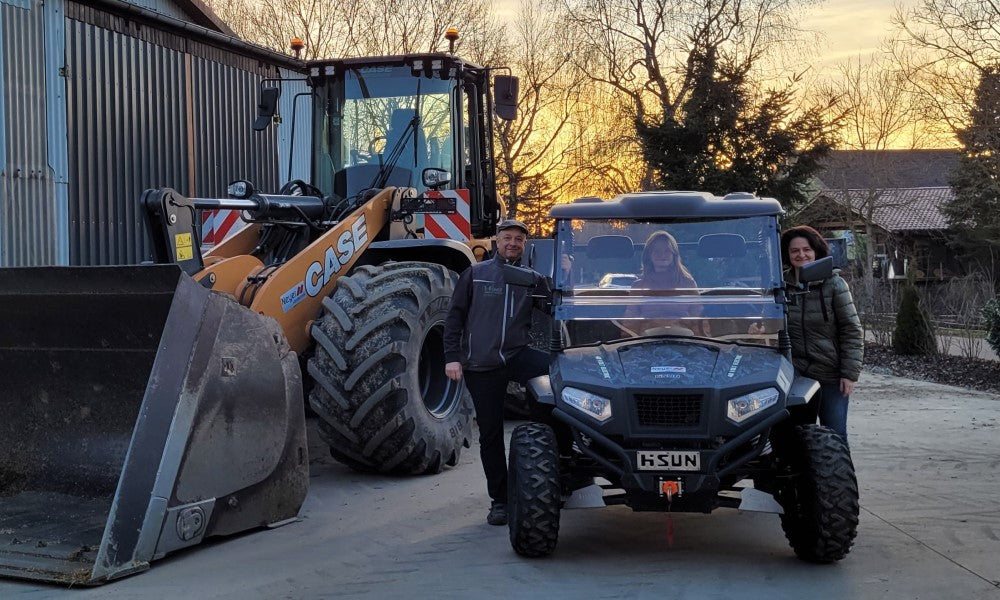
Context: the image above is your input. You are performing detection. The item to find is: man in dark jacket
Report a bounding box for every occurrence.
[443,219,550,526]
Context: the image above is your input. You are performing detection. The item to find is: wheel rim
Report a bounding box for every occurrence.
[419,321,461,418]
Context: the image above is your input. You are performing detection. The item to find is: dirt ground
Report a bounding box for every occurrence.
[3,371,1000,599]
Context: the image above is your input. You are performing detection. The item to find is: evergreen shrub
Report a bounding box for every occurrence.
[984,297,1000,355]
[893,283,936,355]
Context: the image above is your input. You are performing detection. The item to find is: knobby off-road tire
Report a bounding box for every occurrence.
[776,424,859,562]
[508,422,561,557]
[307,261,473,475]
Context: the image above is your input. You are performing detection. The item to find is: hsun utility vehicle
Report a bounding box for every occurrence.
[506,191,859,562]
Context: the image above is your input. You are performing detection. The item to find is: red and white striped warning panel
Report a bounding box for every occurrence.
[201,209,247,248]
[423,189,471,241]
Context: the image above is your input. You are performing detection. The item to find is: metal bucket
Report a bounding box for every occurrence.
[0,265,307,585]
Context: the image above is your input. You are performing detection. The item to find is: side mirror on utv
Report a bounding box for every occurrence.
[494,75,519,121]
[252,86,280,131]
[502,263,538,287]
[422,167,452,190]
[799,255,834,283]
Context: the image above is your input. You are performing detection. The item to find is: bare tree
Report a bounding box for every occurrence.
[206,0,506,61]
[207,0,363,58]
[822,54,929,152]
[563,88,652,196]
[495,0,590,225]
[928,274,992,359]
[889,0,1000,139]
[561,0,814,127]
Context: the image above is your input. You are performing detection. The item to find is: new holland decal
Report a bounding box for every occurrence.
[280,214,369,313]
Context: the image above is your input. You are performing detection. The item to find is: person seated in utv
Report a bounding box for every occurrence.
[625,231,707,336]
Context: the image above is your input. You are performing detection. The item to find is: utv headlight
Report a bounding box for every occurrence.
[726,388,780,423]
[562,387,612,422]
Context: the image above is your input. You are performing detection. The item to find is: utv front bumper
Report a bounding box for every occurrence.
[552,407,789,512]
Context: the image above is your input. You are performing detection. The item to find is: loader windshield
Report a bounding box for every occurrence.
[553,216,785,346]
[312,66,457,200]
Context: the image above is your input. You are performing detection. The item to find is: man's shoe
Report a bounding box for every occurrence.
[487,502,508,526]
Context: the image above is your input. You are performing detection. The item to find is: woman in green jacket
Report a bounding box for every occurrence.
[781,225,864,444]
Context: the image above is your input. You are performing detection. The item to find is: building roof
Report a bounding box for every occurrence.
[98,1,234,35]
[816,149,959,190]
[166,0,233,34]
[809,187,953,232]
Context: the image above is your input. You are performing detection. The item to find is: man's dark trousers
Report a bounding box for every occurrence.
[462,347,549,505]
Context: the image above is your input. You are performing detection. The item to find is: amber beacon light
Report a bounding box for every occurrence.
[445,28,459,54]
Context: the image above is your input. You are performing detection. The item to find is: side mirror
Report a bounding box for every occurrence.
[502,263,537,287]
[799,256,834,283]
[422,167,452,190]
[252,86,280,131]
[493,75,519,121]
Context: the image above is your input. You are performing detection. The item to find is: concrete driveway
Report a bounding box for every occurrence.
[4,372,1000,599]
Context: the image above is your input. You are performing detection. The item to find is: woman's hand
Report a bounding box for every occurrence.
[445,361,463,382]
[840,378,855,396]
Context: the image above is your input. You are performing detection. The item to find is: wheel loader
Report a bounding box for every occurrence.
[0,52,518,585]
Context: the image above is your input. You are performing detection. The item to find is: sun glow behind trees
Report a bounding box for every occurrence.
[205,0,977,230]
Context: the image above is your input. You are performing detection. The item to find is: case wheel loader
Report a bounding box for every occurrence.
[0,52,518,585]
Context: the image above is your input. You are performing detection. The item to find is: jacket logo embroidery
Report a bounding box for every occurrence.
[481,283,503,297]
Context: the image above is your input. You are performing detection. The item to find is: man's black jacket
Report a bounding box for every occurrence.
[443,255,550,372]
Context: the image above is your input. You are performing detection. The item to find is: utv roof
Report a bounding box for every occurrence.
[549,191,784,219]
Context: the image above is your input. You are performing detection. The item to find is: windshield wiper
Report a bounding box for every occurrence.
[368,79,422,192]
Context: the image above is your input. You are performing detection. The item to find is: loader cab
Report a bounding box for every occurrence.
[306,54,504,239]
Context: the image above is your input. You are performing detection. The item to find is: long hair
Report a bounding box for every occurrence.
[641,231,694,282]
[780,225,829,268]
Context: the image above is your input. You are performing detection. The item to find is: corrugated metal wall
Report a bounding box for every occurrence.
[66,19,190,264]
[0,0,59,266]
[191,57,280,198]
[64,2,285,265]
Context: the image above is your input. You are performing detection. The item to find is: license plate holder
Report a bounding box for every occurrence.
[636,450,701,471]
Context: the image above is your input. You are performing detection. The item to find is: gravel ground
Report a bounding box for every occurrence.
[863,342,1000,394]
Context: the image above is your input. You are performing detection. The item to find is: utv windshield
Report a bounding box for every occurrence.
[553,217,785,346]
[312,66,456,199]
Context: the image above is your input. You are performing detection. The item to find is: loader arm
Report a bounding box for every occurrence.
[190,188,402,354]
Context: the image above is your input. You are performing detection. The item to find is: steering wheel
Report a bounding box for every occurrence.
[642,325,696,337]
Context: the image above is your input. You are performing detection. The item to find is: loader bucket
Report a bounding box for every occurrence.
[0,265,308,585]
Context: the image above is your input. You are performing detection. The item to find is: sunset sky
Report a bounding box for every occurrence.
[800,0,914,69]
[493,0,917,75]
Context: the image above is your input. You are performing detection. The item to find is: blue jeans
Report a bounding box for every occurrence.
[817,382,850,445]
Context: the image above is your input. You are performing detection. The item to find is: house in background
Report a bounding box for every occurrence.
[794,149,963,281]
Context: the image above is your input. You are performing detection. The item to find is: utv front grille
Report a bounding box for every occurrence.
[634,394,703,427]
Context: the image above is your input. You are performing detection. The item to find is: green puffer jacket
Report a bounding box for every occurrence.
[786,273,864,383]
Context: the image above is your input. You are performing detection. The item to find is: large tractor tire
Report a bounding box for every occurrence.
[776,425,859,563]
[508,422,561,557]
[307,261,473,475]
